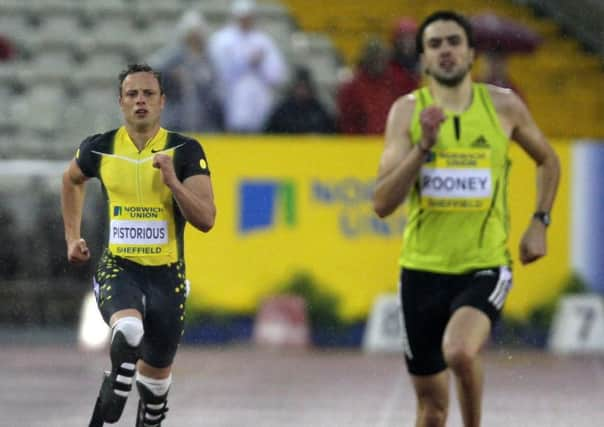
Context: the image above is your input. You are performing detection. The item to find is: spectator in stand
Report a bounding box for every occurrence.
[337,38,412,135]
[480,50,524,99]
[208,0,288,133]
[389,18,421,88]
[148,9,223,133]
[0,34,15,61]
[265,66,335,134]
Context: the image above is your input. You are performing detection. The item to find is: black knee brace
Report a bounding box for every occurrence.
[135,380,169,427]
[98,330,140,423]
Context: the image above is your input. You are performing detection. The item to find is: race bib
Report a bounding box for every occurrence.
[109,204,169,257]
[420,148,492,211]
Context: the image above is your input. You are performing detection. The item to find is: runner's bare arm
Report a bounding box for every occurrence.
[153,154,216,232]
[373,95,445,218]
[491,87,560,264]
[491,87,560,213]
[176,174,216,233]
[510,97,559,214]
[61,159,91,263]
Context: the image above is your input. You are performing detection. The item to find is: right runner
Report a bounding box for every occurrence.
[372,10,560,427]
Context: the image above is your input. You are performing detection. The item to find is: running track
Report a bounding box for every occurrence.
[1,337,603,427]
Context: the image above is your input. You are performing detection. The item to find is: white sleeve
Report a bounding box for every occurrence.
[207,31,236,103]
[257,34,288,87]
[207,32,226,76]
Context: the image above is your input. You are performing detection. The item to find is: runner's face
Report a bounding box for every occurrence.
[119,72,165,131]
[421,20,474,87]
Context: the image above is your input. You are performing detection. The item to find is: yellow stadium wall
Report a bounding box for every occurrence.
[184,136,570,321]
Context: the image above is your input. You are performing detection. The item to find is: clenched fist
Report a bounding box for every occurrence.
[153,153,178,188]
[67,238,90,264]
[519,222,547,264]
[419,106,446,151]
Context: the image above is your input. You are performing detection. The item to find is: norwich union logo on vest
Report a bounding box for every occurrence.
[113,205,163,219]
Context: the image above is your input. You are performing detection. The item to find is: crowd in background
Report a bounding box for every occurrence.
[142,0,526,137]
[0,0,524,138]
[145,0,423,136]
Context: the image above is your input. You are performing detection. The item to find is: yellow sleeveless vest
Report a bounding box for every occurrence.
[400,84,512,273]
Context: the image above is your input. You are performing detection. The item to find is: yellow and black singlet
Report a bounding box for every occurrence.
[400,84,511,273]
[75,126,210,266]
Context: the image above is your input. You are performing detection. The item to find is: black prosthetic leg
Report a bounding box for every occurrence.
[88,331,139,425]
[135,380,169,427]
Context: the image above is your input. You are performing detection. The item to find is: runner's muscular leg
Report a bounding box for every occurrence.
[411,371,449,427]
[111,310,172,379]
[138,360,172,379]
[135,361,172,426]
[442,306,491,427]
[110,308,143,325]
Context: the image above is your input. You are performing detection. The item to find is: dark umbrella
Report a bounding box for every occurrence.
[470,13,542,54]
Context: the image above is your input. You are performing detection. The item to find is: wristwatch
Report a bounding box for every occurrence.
[533,211,551,227]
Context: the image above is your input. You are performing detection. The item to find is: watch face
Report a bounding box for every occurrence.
[534,212,550,226]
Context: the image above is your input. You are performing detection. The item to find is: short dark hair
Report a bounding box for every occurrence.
[118,63,164,96]
[416,11,474,56]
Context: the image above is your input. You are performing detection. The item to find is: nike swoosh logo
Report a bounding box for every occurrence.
[151,144,186,154]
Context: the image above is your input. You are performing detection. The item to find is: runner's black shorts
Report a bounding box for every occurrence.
[399,266,512,376]
[93,250,188,368]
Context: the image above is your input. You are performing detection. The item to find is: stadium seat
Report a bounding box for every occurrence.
[88,16,143,52]
[73,52,130,87]
[79,0,128,18]
[132,19,179,60]
[10,83,67,136]
[130,1,184,19]
[0,13,36,45]
[75,85,123,133]
[0,87,18,133]
[35,14,84,48]
[0,62,24,87]
[27,49,77,84]
[290,32,341,86]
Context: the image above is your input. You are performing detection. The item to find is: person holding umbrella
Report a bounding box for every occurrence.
[471,12,543,99]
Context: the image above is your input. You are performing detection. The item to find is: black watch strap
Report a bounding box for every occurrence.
[533,211,551,226]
